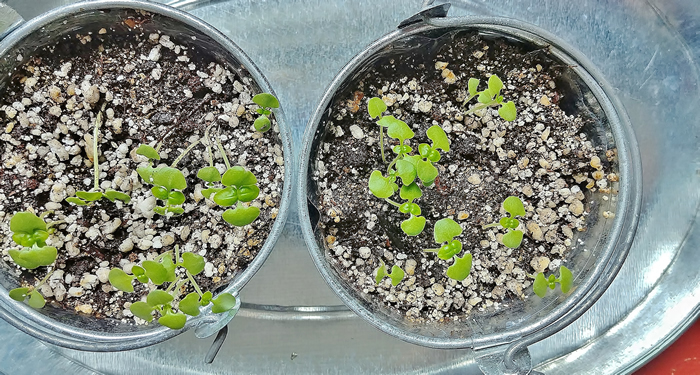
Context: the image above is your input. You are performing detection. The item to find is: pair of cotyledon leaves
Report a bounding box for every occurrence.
[467,75,517,122]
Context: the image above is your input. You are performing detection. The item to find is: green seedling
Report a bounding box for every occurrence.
[463,74,517,122]
[532,266,573,298]
[374,261,405,286]
[252,93,280,132]
[9,268,55,309]
[367,97,451,236]
[424,218,472,281]
[109,245,237,329]
[483,196,526,249]
[136,144,188,216]
[67,104,131,206]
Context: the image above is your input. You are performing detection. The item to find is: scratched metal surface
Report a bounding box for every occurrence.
[0,0,698,374]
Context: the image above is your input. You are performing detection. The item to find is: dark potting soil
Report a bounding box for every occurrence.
[311,30,619,322]
[0,12,285,322]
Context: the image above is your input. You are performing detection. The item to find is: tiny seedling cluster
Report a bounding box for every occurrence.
[4,93,279,329]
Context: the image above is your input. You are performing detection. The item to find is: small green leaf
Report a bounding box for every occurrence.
[416,160,438,186]
[147,290,174,306]
[201,291,213,306]
[9,288,29,302]
[161,255,177,283]
[179,292,201,316]
[503,196,526,217]
[434,218,463,243]
[237,186,260,202]
[381,116,415,142]
[502,230,524,249]
[395,160,416,186]
[168,206,185,215]
[154,206,167,216]
[142,261,169,285]
[202,188,222,200]
[533,273,548,298]
[152,167,187,191]
[388,265,404,286]
[559,266,573,293]
[487,74,503,97]
[375,263,387,285]
[27,290,45,309]
[11,211,47,234]
[197,166,221,183]
[211,293,237,313]
[151,186,169,200]
[104,190,131,203]
[76,191,103,201]
[368,97,387,119]
[252,93,280,109]
[368,170,394,199]
[418,143,431,159]
[66,197,87,206]
[221,166,257,188]
[167,191,186,206]
[136,144,161,160]
[9,246,57,269]
[130,301,154,322]
[137,166,156,183]
[401,215,426,236]
[500,217,519,229]
[182,252,205,276]
[222,206,261,227]
[437,240,462,260]
[446,253,472,281]
[467,78,480,97]
[499,101,517,122]
[427,125,450,151]
[109,268,135,292]
[213,187,239,207]
[399,182,422,201]
[477,90,493,104]
[254,115,271,132]
[159,312,187,329]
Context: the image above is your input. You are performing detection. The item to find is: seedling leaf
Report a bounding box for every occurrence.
[222,206,260,227]
[66,197,87,206]
[197,166,221,183]
[559,266,573,293]
[237,186,260,202]
[179,292,201,316]
[368,97,387,119]
[416,160,438,186]
[109,268,135,292]
[167,191,186,206]
[130,301,154,322]
[533,273,548,298]
[252,93,280,109]
[395,159,416,185]
[9,288,29,302]
[137,166,156,183]
[147,290,174,306]
[11,211,47,234]
[503,196,526,217]
[27,290,45,309]
[151,186,169,200]
[401,216,426,236]
[434,218,462,243]
[368,171,394,199]
[136,144,161,160]
[152,167,187,191]
[468,78,479,97]
[221,166,257,187]
[437,240,463,260]
[76,191,104,201]
[389,265,404,286]
[446,253,472,281]
[379,116,414,142]
[254,116,271,132]
[211,293,237,313]
[159,312,187,329]
[182,252,205,276]
[104,190,131,203]
[488,74,503,97]
[499,101,517,122]
[427,125,450,152]
[9,246,57,269]
[161,256,177,283]
[477,90,493,104]
[399,182,422,201]
[213,187,239,207]
[502,230,524,249]
[142,260,168,285]
[375,263,387,284]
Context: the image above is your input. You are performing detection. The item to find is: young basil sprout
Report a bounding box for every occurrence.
[109,245,237,329]
[7,211,57,269]
[374,261,405,286]
[483,196,526,249]
[252,93,280,133]
[424,218,472,281]
[135,144,188,216]
[463,74,517,122]
[200,166,261,227]
[532,266,573,298]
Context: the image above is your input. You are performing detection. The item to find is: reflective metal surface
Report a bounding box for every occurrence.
[0,0,698,374]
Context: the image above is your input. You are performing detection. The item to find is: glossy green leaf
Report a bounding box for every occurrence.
[401,215,426,236]
[392,144,412,155]
[179,292,201,316]
[375,263,387,285]
[379,115,414,142]
[182,252,205,276]
[221,166,257,188]
[427,125,450,151]
[197,166,221,183]
[559,266,573,294]
[388,265,404,286]
[201,291,213,306]
[104,190,131,203]
[211,293,237,313]
[416,160,438,186]
[76,191,103,201]
[254,115,271,132]
[503,196,526,217]
[9,287,29,302]
[367,97,387,119]
[252,93,280,109]
[202,187,222,200]
[533,273,548,298]
[500,217,519,229]
[488,74,503,97]
[136,144,160,160]
[502,230,524,249]
[237,186,260,202]
[66,197,87,206]
[142,261,169,285]
[368,170,394,199]
[154,206,167,216]
[147,290,174,306]
[434,218,463,243]
[159,312,187,329]
[8,246,57,269]
[168,206,185,215]
[130,301,154,322]
[27,290,45,309]
[109,268,135,292]
[418,143,431,159]
[151,186,169,200]
[468,78,480,97]
[137,166,156,183]
[167,191,186,206]
[446,253,472,281]
[437,240,463,260]
[399,182,422,201]
[213,187,239,207]
[394,160,416,186]
[499,101,517,122]
[152,167,187,191]
[222,206,260,227]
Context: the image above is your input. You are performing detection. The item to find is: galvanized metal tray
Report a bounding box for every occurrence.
[1,0,699,373]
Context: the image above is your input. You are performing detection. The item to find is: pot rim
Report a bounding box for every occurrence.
[0,0,293,351]
[298,16,642,349]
